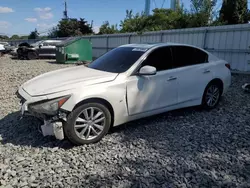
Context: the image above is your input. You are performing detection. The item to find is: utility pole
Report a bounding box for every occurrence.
[91,20,93,28]
[63,0,68,19]
[145,0,151,16]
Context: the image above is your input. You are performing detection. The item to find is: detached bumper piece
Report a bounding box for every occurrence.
[242,83,250,93]
[41,120,64,140]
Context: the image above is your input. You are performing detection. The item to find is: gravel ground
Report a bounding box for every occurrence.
[1,55,250,188]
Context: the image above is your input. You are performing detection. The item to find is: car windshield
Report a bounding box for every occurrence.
[31,41,43,47]
[88,47,147,73]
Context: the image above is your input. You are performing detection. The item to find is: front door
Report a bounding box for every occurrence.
[126,47,178,115]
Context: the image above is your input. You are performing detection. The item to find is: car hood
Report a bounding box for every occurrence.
[22,66,118,96]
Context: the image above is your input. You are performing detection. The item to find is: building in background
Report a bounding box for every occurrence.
[144,0,151,16]
[170,0,180,11]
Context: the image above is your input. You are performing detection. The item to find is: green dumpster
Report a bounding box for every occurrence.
[56,37,92,63]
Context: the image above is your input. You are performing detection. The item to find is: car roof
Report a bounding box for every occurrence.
[43,40,62,43]
[120,42,203,50]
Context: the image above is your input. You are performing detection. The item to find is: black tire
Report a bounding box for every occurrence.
[17,49,22,59]
[202,82,223,110]
[64,102,111,145]
[27,51,38,60]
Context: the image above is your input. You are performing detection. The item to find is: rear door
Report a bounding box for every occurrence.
[38,42,57,56]
[171,45,213,103]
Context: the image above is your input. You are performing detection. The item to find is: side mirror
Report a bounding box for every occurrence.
[39,44,42,48]
[138,65,157,75]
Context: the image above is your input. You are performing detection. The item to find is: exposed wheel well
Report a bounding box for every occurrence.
[27,50,38,53]
[208,78,224,94]
[73,98,114,126]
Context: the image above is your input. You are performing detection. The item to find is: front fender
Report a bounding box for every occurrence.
[60,80,129,126]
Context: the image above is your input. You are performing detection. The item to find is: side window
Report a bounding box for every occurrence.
[142,47,173,71]
[42,42,49,46]
[43,42,58,46]
[171,46,208,68]
[49,42,60,46]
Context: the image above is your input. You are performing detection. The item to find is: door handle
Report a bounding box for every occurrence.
[167,76,177,81]
[203,69,210,73]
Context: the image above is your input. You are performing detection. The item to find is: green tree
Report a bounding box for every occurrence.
[145,7,190,31]
[40,36,48,40]
[48,27,59,38]
[120,10,148,33]
[248,10,250,21]
[10,35,19,40]
[98,21,119,34]
[19,36,29,39]
[57,18,78,37]
[189,0,218,27]
[0,35,9,40]
[56,18,93,37]
[120,8,190,33]
[220,0,248,24]
[28,29,39,39]
[78,18,93,34]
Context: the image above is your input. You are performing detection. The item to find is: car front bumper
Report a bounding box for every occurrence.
[17,87,47,117]
[16,87,67,140]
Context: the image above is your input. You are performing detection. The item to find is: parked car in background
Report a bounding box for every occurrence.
[16,40,62,60]
[0,43,5,55]
[0,42,9,45]
[0,42,10,48]
[0,42,15,53]
[10,47,18,57]
[17,43,231,145]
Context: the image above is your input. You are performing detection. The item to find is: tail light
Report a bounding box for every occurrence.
[225,63,231,70]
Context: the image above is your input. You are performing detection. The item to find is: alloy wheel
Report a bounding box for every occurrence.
[74,107,106,141]
[205,85,220,107]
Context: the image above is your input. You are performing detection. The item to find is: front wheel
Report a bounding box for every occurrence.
[27,51,38,60]
[64,102,111,145]
[202,83,222,109]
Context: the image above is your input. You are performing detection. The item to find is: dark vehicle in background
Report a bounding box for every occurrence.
[17,40,62,60]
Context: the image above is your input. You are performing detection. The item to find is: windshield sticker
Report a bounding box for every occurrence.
[132,48,148,52]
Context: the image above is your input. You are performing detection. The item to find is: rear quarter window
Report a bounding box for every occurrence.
[193,48,208,64]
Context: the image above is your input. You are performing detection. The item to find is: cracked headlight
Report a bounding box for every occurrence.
[29,96,70,115]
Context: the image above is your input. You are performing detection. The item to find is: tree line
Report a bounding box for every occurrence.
[1,0,249,40]
[99,0,250,34]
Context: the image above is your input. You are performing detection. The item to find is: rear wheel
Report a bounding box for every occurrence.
[27,51,38,60]
[17,49,23,59]
[64,102,111,145]
[202,82,222,109]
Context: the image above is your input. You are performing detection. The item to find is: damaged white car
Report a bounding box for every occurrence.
[17,43,231,145]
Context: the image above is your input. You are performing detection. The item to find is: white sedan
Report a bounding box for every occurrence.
[17,43,231,145]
